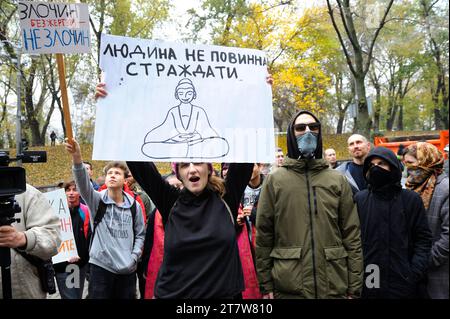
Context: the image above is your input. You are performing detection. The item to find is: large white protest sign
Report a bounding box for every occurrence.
[44,189,78,264]
[18,1,90,54]
[93,34,275,163]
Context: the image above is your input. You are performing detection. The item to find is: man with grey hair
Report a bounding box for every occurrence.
[336,134,371,195]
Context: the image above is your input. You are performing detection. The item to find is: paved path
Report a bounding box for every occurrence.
[47,278,141,299]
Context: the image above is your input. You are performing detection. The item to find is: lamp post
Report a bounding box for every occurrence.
[1,40,22,166]
[15,47,22,166]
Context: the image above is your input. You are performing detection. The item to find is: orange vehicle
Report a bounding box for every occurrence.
[374,130,449,159]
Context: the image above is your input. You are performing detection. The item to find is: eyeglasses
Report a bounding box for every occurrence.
[293,123,320,133]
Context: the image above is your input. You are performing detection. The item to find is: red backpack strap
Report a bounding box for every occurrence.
[134,193,147,224]
[79,204,90,239]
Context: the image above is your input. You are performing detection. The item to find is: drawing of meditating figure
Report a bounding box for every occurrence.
[141,78,230,159]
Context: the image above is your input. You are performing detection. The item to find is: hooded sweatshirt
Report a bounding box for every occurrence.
[73,163,145,275]
[286,110,323,159]
[354,147,432,298]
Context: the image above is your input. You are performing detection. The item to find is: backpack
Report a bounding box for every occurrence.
[90,194,138,248]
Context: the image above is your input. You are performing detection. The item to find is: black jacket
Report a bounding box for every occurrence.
[354,146,432,298]
[127,161,253,298]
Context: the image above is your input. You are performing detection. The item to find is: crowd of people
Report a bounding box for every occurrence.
[1,78,448,300]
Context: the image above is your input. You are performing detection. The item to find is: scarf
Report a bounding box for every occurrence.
[405,142,444,209]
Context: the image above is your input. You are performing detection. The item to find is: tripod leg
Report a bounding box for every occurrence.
[0,247,12,299]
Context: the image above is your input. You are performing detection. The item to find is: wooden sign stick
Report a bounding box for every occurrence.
[56,53,74,144]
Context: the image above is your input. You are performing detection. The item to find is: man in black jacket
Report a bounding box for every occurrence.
[354,146,432,298]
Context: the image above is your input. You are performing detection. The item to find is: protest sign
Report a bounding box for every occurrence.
[93,34,275,163]
[44,188,78,264]
[18,1,90,54]
[18,1,91,141]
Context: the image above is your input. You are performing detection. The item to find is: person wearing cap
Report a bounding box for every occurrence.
[141,78,229,159]
[256,110,363,299]
[354,146,432,298]
[403,142,448,299]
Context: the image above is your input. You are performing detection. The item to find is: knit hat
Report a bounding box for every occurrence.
[174,162,213,180]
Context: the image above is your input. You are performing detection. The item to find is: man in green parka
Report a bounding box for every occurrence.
[256,110,363,299]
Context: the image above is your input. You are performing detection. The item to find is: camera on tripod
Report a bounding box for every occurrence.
[0,149,47,299]
[0,149,47,225]
[0,150,47,197]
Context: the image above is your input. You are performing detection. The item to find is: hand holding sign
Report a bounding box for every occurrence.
[94,34,275,163]
[19,1,92,146]
[95,82,107,100]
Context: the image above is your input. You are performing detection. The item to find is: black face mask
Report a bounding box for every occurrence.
[367,165,392,189]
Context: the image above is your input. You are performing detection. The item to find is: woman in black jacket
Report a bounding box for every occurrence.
[95,76,271,298]
[354,146,432,298]
[126,161,253,298]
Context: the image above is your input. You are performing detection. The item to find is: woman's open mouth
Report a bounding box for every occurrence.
[189,176,200,183]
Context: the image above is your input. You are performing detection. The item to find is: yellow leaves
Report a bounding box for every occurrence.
[322,133,352,160]
[273,61,331,114]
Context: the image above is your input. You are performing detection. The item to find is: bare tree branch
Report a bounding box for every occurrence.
[336,0,359,51]
[363,0,394,74]
[326,0,356,75]
[257,0,292,14]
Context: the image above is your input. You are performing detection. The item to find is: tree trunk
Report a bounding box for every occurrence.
[433,106,443,129]
[22,61,47,146]
[327,0,393,137]
[337,109,345,134]
[342,2,370,136]
[57,97,67,137]
[273,115,283,133]
[398,102,404,131]
[369,68,381,132]
[354,75,370,136]
[420,0,448,129]
[430,65,445,129]
[386,101,398,131]
[29,117,45,146]
[373,85,381,132]
[40,99,56,145]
